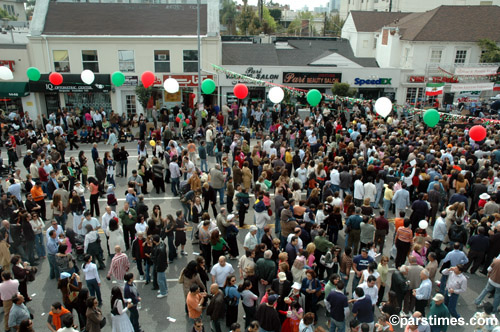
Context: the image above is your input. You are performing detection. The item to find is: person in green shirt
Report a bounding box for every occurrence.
[313,229,334,280]
[428,293,450,332]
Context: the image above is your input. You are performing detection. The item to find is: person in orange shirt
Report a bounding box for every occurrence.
[186,284,207,324]
[187,139,197,166]
[394,211,406,234]
[30,181,47,220]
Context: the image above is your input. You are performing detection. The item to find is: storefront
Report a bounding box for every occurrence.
[282,71,342,106]
[0,82,30,114]
[401,75,459,107]
[220,66,282,106]
[29,74,112,115]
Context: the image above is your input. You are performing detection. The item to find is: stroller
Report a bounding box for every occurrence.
[66,227,85,261]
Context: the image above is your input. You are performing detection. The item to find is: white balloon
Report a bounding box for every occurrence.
[164,78,179,93]
[374,97,393,118]
[0,66,13,80]
[80,70,95,85]
[268,86,284,104]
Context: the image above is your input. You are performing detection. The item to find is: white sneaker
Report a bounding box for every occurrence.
[139,276,144,281]
[157,290,161,293]
[157,294,167,299]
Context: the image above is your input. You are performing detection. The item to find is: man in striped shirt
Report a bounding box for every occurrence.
[107,245,130,287]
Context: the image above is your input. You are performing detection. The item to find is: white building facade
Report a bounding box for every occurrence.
[26,0,221,117]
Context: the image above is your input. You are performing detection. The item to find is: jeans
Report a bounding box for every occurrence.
[445,291,460,318]
[55,214,65,230]
[107,174,115,186]
[200,159,208,173]
[171,177,180,196]
[157,271,168,295]
[241,116,248,127]
[275,214,281,236]
[439,274,448,295]
[218,187,225,204]
[145,261,152,283]
[340,272,349,295]
[207,142,214,156]
[129,306,140,332]
[34,233,46,258]
[352,273,361,295]
[211,319,223,332]
[120,160,128,177]
[330,319,345,332]
[216,152,223,166]
[475,281,500,312]
[86,278,102,305]
[48,254,59,279]
[383,198,391,217]
[25,240,35,265]
[374,190,382,208]
[257,227,264,243]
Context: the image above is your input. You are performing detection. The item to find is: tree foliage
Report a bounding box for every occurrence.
[135,85,153,110]
[0,9,17,21]
[287,11,315,36]
[322,13,345,36]
[220,0,239,35]
[237,0,257,35]
[261,6,277,34]
[478,39,500,63]
[332,82,356,97]
[269,8,281,22]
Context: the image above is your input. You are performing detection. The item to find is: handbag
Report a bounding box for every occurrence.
[67,283,79,302]
[99,316,106,328]
[320,254,334,269]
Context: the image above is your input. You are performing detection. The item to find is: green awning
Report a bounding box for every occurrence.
[0,82,30,98]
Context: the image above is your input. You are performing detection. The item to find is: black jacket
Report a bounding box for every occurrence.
[152,242,168,272]
[206,291,225,321]
[95,164,106,182]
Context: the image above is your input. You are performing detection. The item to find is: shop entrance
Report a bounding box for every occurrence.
[45,93,60,115]
[358,88,383,100]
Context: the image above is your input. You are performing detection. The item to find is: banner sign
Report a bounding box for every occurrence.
[450,83,494,92]
[283,72,341,85]
[454,67,498,76]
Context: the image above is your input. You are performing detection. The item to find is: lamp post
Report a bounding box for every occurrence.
[197,0,202,107]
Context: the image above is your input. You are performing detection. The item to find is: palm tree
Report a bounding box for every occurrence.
[221,0,239,35]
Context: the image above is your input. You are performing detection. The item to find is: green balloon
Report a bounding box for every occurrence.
[26,67,41,81]
[182,121,187,127]
[111,71,125,87]
[423,109,440,128]
[306,89,322,107]
[201,79,216,94]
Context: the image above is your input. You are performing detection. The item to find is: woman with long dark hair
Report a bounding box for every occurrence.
[86,295,103,332]
[224,275,240,328]
[179,261,206,313]
[75,288,89,329]
[210,229,227,266]
[110,286,134,332]
[239,279,258,329]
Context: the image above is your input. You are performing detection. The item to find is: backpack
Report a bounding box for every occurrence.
[449,224,465,242]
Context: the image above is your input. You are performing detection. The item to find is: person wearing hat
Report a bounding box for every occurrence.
[471,179,488,214]
[271,272,292,323]
[429,294,451,332]
[255,294,281,332]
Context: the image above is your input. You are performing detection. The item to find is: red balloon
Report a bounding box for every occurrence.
[176,116,181,123]
[233,83,248,99]
[49,72,63,85]
[141,71,155,88]
[469,125,487,142]
[185,119,190,125]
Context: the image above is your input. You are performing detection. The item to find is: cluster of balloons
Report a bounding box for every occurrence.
[175,113,190,127]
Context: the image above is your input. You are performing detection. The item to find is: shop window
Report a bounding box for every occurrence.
[64,93,111,111]
[118,50,135,72]
[82,50,99,73]
[3,5,14,16]
[154,50,170,72]
[405,87,424,105]
[429,49,442,64]
[455,50,467,64]
[53,50,70,73]
[183,50,198,73]
[126,95,137,116]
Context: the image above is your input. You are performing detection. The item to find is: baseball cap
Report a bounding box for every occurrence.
[267,294,279,304]
[292,282,301,290]
[432,293,444,302]
[278,272,286,282]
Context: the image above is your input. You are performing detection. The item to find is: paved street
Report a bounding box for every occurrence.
[0,140,494,332]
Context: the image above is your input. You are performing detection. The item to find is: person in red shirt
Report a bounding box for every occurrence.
[131,232,147,281]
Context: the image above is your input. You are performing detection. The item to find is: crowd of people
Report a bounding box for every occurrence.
[0,99,499,332]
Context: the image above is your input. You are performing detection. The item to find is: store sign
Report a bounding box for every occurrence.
[123,76,138,87]
[408,76,459,83]
[283,72,341,85]
[162,74,214,87]
[455,67,498,76]
[450,83,494,92]
[29,74,111,93]
[243,67,280,81]
[0,60,15,71]
[354,78,392,86]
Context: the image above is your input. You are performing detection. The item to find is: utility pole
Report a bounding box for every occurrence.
[197,0,202,106]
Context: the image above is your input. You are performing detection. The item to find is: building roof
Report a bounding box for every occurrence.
[349,11,410,32]
[42,2,207,36]
[387,5,500,42]
[222,38,378,67]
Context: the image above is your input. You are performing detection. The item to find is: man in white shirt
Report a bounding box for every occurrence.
[363,181,377,208]
[243,226,258,251]
[263,136,273,156]
[330,168,340,192]
[413,269,432,316]
[297,164,308,188]
[46,220,64,242]
[101,206,117,232]
[210,256,235,287]
[355,275,378,306]
[441,264,467,318]
[353,178,364,207]
[205,126,214,156]
[82,210,101,231]
[432,211,448,244]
